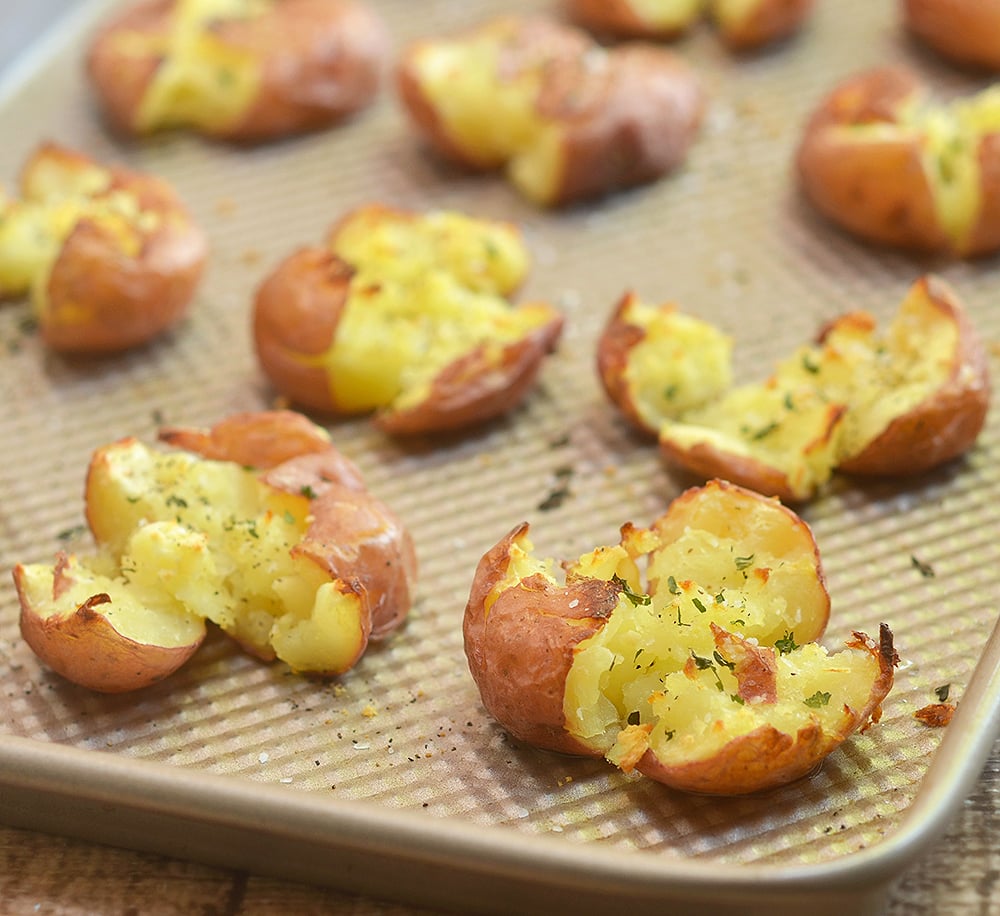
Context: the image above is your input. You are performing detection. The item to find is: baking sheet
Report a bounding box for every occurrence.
[0,1,999,913]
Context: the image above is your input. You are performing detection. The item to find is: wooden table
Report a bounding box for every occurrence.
[1,737,996,916]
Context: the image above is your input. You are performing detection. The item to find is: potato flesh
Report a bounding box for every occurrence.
[411,35,544,169]
[710,0,760,26]
[17,539,206,649]
[622,299,733,423]
[86,439,364,671]
[0,157,157,302]
[660,383,844,498]
[409,25,584,204]
[627,0,703,30]
[632,641,880,767]
[646,279,961,494]
[564,526,826,748]
[112,0,267,133]
[773,287,956,460]
[319,210,553,413]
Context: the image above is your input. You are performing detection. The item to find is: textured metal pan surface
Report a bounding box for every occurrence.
[0,0,998,912]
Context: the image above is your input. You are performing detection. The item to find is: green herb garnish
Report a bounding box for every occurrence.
[774,631,799,656]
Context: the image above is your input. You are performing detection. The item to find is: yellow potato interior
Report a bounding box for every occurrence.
[410,19,598,204]
[773,285,957,461]
[409,24,546,169]
[621,297,734,423]
[564,517,827,749]
[627,640,881,768]
[17,542,206,649]
[630,0,704,30]
[112,0,267,133]
[84,439,365,673]
[0,152,156,304]
[709,0,759,29]
[659,382,845,499]
[318,209,555,413]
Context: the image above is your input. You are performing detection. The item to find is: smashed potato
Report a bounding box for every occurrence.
[903,0,1000,72]
[396,15,704,206]
[464,480,895,795]
[86,0,388,141]
[797,66,1000,257]
[567,0,815,51]
[0,142,206,353]
[13,411,417,692]
[253,205,564,434]
[597,277,990,501]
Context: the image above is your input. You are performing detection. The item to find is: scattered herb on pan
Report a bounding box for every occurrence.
[56,524,87,542]
[538,465,574,511]
[911,554,935,577]
[934,684,951,702]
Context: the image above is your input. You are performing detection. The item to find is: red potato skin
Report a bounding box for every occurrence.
[376,316,564,435]
[795,67,950,254]
[24,147,207,354]
[463,523,621,756]
[86,0,388,142]
[835,277,991,476]
[159,409,349,472]
[253,247,354,414]
[536,44,705,207]
[14,563,202,694]
[903,0,1000,71]
[658,402,846,505]
[595,291,661,438]
[796,66,1000,256]
[292,483,418,640]
[634,624,897,795]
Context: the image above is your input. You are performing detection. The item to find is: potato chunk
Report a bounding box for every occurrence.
[86,0,388,141]
[465,480,892,794]
[598,276,990,501]
[14,411,417,692]
[396,15,704,206]
[796,66,1000,257]
[253,206,564,434]
[0,143,205,352]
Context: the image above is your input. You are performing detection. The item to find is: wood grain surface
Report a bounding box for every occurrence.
[1,738,996,916]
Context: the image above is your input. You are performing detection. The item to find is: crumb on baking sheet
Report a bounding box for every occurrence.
[914,703,956,727]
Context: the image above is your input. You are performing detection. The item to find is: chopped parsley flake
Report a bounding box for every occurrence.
[804,691,831,708]
[612,575,651,606]
[774,631,799,656]
[734,554,755,571]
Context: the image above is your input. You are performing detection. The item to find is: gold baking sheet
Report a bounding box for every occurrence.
[1,1,999,913]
